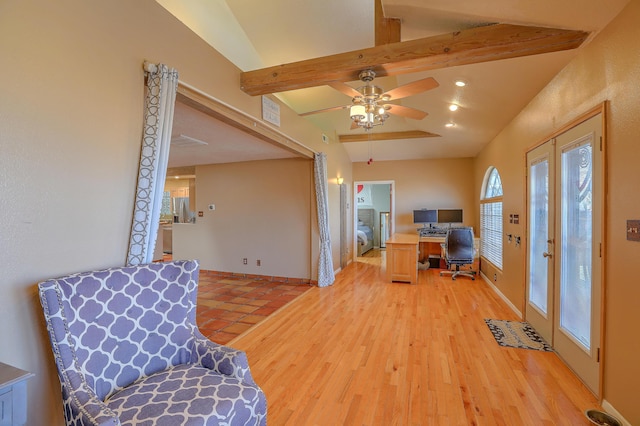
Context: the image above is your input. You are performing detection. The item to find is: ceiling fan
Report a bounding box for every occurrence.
[299,69,439,130]
[239,0,588,141]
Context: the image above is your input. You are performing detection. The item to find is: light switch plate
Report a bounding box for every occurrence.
[627,220,640,241]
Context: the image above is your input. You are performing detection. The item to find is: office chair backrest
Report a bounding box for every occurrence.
[446,227,475,261]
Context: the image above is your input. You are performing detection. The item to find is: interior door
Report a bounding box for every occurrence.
[526,113,603,396]
[526,142,555,344]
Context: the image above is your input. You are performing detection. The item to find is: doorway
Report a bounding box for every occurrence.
[354,181,394,260]
[525,110,604,396]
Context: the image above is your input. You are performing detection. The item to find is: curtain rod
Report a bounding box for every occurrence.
[178,80,318,156]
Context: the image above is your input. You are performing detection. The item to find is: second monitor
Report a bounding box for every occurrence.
[437,209,463,224]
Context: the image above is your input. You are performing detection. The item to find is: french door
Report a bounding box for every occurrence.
[526,142,554,344]
[526,113,603,396]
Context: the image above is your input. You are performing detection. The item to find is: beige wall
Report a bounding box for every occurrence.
[0,1,351,424]
[173,158,312,279]
[353,158,478,235]
[474,2,640,422]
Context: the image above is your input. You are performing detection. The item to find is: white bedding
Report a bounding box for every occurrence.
[357,230,368,246]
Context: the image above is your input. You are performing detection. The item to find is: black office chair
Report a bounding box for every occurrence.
[440,227,476,280]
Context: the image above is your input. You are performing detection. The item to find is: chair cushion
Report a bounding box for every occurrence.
[105,364,266,426]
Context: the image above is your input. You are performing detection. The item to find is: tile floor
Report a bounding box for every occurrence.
[196,270,313,345]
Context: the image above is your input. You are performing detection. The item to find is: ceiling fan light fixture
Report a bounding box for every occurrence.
[366,112,374,124]
[350,104,366,121]
[312,70,432,131]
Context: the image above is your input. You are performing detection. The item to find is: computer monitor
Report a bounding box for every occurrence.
[413,209,437,226]
[437,209,463,224]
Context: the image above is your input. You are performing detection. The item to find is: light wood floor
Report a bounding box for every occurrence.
[230,250,600,425]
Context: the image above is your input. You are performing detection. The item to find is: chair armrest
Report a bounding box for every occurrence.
[190,328,257,386]
[61,379,120,426]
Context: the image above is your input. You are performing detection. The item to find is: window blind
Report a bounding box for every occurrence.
[480,201,503,269]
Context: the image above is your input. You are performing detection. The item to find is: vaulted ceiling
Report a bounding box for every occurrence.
[159,0,629,165]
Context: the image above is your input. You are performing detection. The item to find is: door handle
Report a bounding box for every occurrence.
[543,252,553,258]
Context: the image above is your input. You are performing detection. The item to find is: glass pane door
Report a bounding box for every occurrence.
[559,140,593,349]
[529,158,550,313]
[526,142,554,344]
[526,112,603,397]
[552,114,602,396]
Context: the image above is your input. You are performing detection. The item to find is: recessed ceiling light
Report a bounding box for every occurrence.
[449,104,459,111]
[455,80,466,87]
[445,122,455,128]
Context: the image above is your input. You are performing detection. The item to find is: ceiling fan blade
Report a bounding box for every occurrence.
[328,81,362,99]
[383,77,439,101]
[299,104,350,117]
[385,104,428,120]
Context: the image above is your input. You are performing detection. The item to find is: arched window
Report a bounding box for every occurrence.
[480,167,503,269]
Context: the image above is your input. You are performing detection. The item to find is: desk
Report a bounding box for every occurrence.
[386,233,419,283]
[418,236,446,264]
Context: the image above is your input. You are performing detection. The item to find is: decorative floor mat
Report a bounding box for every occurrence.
[484,319,553,351]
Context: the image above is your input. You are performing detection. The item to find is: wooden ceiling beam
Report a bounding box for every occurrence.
[375,0,401,45]
[240,24,589,96]
[339,130,440,143]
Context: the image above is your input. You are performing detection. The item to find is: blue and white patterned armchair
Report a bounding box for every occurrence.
[38,259,267,426]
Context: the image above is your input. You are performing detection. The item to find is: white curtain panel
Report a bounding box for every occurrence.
[314,152,335,287]
[127,63,178,266]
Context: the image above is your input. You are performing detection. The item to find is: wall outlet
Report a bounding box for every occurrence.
[242,258,247,265]
[493,273,497,282]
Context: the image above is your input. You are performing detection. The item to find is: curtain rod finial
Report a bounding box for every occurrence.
[143,61,157,73]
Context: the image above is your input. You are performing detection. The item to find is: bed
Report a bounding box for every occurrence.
[357,208,375,256]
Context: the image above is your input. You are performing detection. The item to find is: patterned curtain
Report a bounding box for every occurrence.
[127,63,178,265]
[314,153,335,287]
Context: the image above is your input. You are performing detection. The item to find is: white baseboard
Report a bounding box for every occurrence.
[601,400,631,426]
[479,272,522,319]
